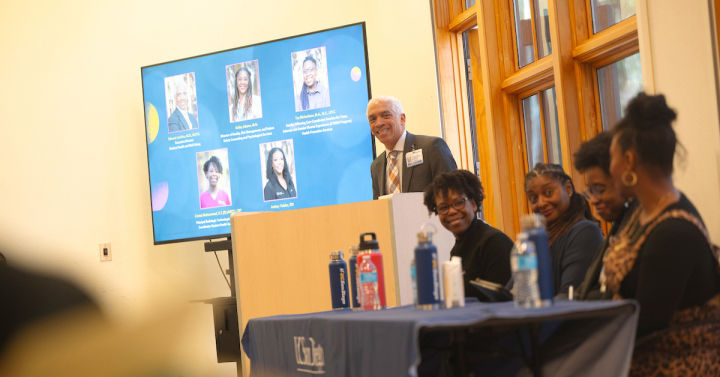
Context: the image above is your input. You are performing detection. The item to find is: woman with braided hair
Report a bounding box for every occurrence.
[232,67,262,121]
[524,163,603,296]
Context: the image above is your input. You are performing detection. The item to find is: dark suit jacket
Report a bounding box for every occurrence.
[370,131,457,200]
[168,107,198,133]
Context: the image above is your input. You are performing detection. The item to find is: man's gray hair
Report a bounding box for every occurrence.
[367,95,404,116]
[175,80,188,97]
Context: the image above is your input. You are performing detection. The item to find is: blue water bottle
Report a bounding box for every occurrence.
[348,245,361,310]
[414,228,440,310]
[520,214,553,306]
[329,251,350,310]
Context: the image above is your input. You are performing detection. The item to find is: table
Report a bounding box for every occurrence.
[241,300,638,377]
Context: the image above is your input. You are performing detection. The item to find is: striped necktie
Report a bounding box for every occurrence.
[387,150,400,194]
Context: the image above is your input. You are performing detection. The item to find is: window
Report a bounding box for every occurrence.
[591,0,637,34]
[521,87,561,170]
[597,52,642,130]
[433,0,644,235]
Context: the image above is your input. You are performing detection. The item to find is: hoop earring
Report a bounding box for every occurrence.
[621,170,637,187]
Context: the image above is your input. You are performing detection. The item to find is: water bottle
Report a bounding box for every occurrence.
[358,233,386,308]
[410,259,418,306]
[359,254,381,310]
[414,228,440,310]
[520,214,554,304]
[328,251,350,310]
[348,245,361,310]
[511,234,542,308]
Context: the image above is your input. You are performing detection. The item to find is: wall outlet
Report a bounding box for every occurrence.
[99,242,112,262]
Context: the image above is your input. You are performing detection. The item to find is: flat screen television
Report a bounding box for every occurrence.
[141,23,374,244]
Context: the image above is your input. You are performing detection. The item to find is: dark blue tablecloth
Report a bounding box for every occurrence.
[242,300,638,377]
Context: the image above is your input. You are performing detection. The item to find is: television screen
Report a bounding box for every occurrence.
[142,23,374,244]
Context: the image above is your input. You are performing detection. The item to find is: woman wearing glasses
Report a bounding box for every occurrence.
[573,131,637,300]
[524,163,603,296]
[294,55,330,112]
[423,170,513,300]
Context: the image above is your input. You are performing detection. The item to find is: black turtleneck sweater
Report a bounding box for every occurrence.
[450,218,514,300]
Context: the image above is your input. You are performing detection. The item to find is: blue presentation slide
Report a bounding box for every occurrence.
[142,24,374,244]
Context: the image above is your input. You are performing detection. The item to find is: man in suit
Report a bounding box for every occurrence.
[168,81,199,133]
[368,95,457,200]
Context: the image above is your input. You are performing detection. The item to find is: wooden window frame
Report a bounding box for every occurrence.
[433,0,646,238]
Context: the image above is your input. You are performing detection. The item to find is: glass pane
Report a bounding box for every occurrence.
[522,94,543,169]
[462,28,482,218]
[541,87,561,165]
[465,0,476,9]
[513,0,535,68]
[533,0,552,58]
[591,0,636,34]
[597,53,642,130]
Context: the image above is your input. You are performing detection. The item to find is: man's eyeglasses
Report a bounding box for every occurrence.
[302,68,316,74]
[436,198,468,215]
[582,185,606,200]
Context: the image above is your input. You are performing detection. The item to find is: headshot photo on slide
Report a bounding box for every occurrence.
[260,139,297,202]
[196,148,232,209]
[165,72,199,133]
[291,47,330,112]
[226,60,263,122]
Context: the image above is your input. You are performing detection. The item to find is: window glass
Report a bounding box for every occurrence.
[522,94,543,169]
[597,52,642,130]
[541,87,561,165]
[591,0,636,34]
[513,0,535,68]
[465,0,476,9]
[533,0,552,59]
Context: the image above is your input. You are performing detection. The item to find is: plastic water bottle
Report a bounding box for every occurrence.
[520,214,553,304]
[359,254,381,310]
[410,259,418,306]
[358,233,386,308]
[511,234,542,308]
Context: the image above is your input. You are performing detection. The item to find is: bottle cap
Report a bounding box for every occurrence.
[349,245,359,256]
[520,213,546,230]
[417,222,437,243]
[359,233,379,251]
[329,250,344,260]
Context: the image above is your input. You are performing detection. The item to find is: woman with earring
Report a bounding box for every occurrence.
[606,93,720,375]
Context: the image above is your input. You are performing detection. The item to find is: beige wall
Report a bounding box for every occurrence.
[0,0,440,375]
[642,0,720,241]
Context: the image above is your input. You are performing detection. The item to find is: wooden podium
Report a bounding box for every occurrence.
[230,193,455,376]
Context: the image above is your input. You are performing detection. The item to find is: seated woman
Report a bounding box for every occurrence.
[524,163,604,296]
[199,156,231,209]
[423,170,513,301]
[263,147,297,201]
[573,131,637,300]
[606,93,720,375]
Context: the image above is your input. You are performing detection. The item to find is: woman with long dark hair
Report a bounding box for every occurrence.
[523,163,603,296]
[232,67,262,121]
[263,147,297,201]
[606,93,720,375]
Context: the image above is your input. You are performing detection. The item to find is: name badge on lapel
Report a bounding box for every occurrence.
[406,149,423,167]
